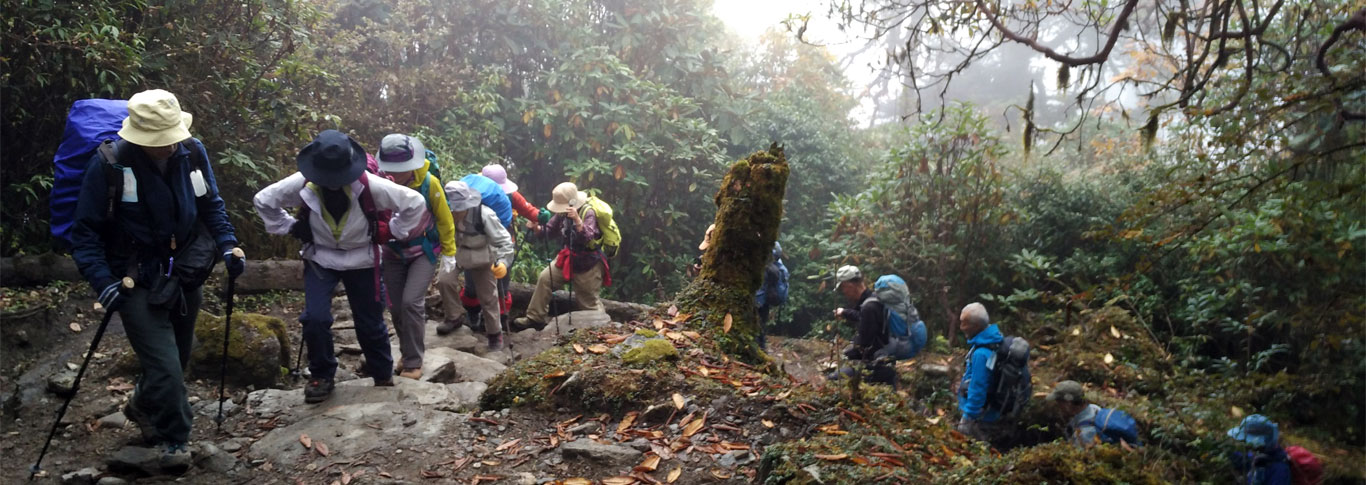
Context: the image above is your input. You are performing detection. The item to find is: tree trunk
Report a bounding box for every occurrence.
[674,144,789,365]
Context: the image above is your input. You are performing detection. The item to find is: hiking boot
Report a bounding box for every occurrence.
[304,379,334,404]
[398,367,422,380]
[486,333,505,351]
[159,442,192,475]
[123,398,159,445]
[509,317,546,332]
[435,317,464,336]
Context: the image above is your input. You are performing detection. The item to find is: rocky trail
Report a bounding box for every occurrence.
[0,283,841,485]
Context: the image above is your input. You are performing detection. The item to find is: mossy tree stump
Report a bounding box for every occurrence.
[674,143,788,365]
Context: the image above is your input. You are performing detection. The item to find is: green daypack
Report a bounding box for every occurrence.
[579,196,621,257]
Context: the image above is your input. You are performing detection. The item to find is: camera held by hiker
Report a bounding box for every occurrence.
[511,182,619,332]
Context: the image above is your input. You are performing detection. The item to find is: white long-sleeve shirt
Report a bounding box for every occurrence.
[254,172,427,271]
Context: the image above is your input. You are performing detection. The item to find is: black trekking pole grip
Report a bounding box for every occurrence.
[30,277,133,480]
[215,248,243,432]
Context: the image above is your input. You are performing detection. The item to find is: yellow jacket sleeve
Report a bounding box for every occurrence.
[427,175,457,257]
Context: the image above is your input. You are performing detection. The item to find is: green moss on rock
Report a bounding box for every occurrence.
[622,338,679,365]
[190,311,290,388]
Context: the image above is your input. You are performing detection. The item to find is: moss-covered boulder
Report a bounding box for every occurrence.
[190,311,290,388]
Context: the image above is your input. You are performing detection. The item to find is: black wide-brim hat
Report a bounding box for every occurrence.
[297,129,366,188]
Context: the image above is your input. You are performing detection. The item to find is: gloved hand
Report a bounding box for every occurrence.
[491,261,508,279]
[98,280,128,312]
[289,217,313,244]
[537,208,552,225]
[439,255,458,275]
[223,247,246,279]
[833,308,846,319]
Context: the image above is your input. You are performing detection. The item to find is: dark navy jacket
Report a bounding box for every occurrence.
[70,138,237,293]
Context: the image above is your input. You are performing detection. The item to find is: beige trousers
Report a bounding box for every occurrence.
[525,262,604,323]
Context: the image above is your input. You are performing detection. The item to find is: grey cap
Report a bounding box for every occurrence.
[1046,380,1085,403]
[832,265,861,291]
[377,134,426,172]
[443,181,482,211]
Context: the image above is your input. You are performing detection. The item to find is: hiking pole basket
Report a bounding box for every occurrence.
[215,248,243,432]
[30,277,134,480]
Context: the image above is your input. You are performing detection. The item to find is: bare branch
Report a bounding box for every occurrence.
[973,0,1141,66]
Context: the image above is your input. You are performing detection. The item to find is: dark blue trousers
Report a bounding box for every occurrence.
[300,261,392,381]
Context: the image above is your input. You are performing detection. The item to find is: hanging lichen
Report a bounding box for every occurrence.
[1163,12,1182,43]
[1142,110,1160,153]
[1057,65,1070,95]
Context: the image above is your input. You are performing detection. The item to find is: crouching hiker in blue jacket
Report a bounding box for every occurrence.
[70,90,243,474]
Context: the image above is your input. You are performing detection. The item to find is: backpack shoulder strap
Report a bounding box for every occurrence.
[355,172,379,224]
[97,140,126,220]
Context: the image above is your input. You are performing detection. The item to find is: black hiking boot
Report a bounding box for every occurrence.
[435,315,465,336]
[123,398,159,445]
[304,379,334,404]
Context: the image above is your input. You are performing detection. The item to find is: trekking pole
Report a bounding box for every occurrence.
[215,248,243,432]
[30,277,134,480]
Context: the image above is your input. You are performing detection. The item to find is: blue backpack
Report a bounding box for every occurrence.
[757,243,789,306]
[461,174,512,228]
[1084,408,1142,446]
[865,275,928,361]
[50,99,128,246]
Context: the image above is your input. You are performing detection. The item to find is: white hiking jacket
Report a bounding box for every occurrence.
[254,172,427,271]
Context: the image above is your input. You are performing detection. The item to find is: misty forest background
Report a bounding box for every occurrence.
[3,0,1364,450]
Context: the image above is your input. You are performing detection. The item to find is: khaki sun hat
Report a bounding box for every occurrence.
[118,89,193,147]
[545,182,586,213]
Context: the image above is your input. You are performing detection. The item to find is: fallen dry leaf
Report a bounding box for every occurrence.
[710,469,733,479]
[69,322,82,333]
[654,319,666,330]
[341,471,352,485]
[1103,353,1115,364]
[927,416,942,425]
[1071,327,1081,336]
[315,441,329,457]
[563,479,592,485]
[722,313,732,333]
[587,344,609,354]
[815,453,848,461]
[1231,405,1244,418]
[573,343,585,354]
[481,459,501,466]
[850,456,871,465]
[618,412,638,434]
[419,470,443,479]
[761,419,775,428]
[667,467,682,483]
[603,334,629,345]
[602,477,637,485]
[668,304,678,317]
[543,370,566,379]
[1110,325,1122,338]
[495,438,521,452]
[299,434,312,449]
[682,414,705,437]
[681,331,701,340]
[672,393,685,410]
[634,454,661,472]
